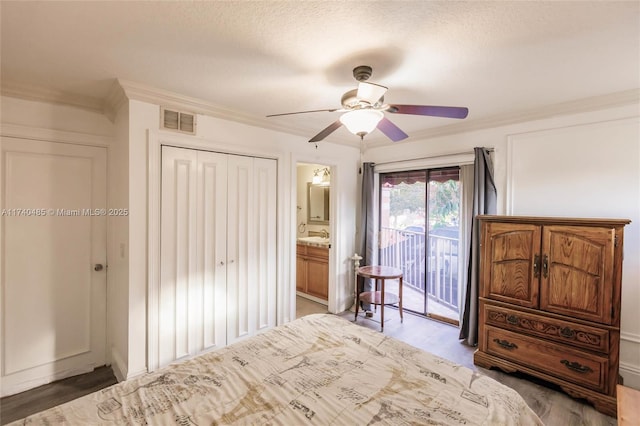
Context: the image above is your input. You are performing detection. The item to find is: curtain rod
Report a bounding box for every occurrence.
[371,148,494,166]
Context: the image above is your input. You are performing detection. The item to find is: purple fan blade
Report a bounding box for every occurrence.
[266,108,338,117]
[309,120,343,142]
[387,105,469,119]
[377,117,408,142]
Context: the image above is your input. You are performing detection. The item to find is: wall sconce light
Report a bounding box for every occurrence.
[312,169,321,184]
[312,167,330,186]
[321,168,330,185]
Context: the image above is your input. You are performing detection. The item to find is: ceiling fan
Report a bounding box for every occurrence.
[266,65,469,143]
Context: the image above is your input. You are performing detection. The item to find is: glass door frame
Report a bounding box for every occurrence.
[377,167,461,326]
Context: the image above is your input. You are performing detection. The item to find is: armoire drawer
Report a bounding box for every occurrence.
[482,301,610,354]
[485,326,608,392]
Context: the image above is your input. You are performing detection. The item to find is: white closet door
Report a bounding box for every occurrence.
[197,151,228,351]
[160,146,198,366]
[158,147,277,364]
[226,155,256,344]
[254,158,277,332]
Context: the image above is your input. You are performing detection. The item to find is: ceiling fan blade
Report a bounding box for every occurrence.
[309,120,343,143]
[266,108,339,117]
[377,117,409,142]
[387,104,469,119]
[357,82,388,104]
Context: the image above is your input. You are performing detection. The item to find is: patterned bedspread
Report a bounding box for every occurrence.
[10,314,542,425]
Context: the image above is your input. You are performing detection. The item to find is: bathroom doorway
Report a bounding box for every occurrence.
[295,163,332,306]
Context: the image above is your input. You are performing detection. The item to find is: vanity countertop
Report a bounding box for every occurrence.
[297,236,330,248]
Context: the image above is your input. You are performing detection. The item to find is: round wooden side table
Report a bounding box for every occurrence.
[355,265,403,331]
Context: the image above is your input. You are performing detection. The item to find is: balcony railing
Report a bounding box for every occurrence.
[379,227,460,312]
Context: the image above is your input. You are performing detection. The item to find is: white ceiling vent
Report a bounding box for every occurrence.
[161,107,196,135]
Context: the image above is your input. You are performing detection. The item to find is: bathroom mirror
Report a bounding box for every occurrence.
[308,183,330,225]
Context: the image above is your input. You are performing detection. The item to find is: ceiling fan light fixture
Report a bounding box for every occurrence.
[339,109,383,138]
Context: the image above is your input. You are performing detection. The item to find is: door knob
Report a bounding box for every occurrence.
[94,264,104,272]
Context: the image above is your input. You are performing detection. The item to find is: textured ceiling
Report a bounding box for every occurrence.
[1,1,639,145]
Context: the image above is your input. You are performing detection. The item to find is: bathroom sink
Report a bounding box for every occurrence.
[297,236,330,245]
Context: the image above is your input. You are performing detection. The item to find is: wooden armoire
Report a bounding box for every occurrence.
[474,215,630,416]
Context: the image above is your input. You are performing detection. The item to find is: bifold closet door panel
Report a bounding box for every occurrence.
[161,148,232,365]
[160,146,198,366]
[197,151,229,351]
[253,158,277,332]
[226,155,256,344]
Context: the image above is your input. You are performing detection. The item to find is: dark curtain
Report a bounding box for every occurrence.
[459,148,497,346]
[358,162,375,310]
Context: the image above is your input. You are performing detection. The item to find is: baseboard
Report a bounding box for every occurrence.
[620,332,640,389]
[0,364,95,397]
[620,362,640,390]
[110,347,127,382]
[126,367,149,381]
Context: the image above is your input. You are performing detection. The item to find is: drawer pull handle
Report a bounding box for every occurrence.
[533,254,540,278]
[506,315,519,325]
[493,338,518,350]
[560,327,575,339]
[542,254,549,278]
[561,360,593,374]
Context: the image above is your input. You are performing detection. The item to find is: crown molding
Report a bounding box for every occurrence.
[104,80,128,122]
[115,79,362,148]
[0,123,112,146]
[366,88,640,148]
[1,80,106,116]
[4,78,637,147]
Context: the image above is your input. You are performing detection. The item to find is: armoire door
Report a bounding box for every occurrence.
[481,222,541,308]
[540,225,615,324]
[1,137,107,396]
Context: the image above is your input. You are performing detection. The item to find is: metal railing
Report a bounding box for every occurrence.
[379,227,460,312]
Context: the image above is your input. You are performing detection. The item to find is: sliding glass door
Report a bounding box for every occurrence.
[378,168,461,324]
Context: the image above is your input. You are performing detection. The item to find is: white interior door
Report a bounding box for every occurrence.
[253,158,277,333]
[159,146,198,367]
[226,156,277,343]
[197,150,228,354]
[0,137,107,397]
[157,146,277,366]
[159,147,229,367]
[226,155,255,344]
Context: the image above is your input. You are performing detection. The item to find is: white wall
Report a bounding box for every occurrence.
[0,94,361,381]
[0,97,114,136]
[12,92,635,390]
[364,103,640,388]
[126,100,360,376]
[107,102,130,381]
[0,96,123,378]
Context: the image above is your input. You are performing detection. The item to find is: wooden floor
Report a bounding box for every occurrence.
[0,365,117,425]
[1,297,617,425]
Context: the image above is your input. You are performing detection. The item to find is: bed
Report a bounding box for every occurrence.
[10,314,542,425]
